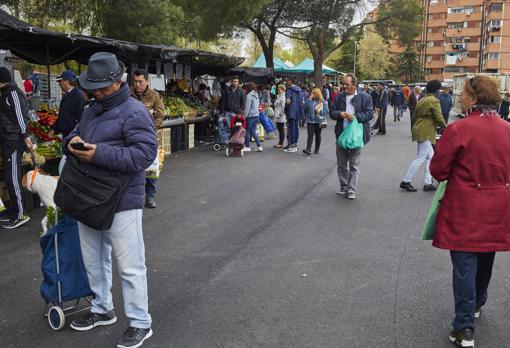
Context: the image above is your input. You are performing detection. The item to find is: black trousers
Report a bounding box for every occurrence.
[377,107,387,134]
[276,122,285,145]
[306,123,322,152]
[2,140,25,219]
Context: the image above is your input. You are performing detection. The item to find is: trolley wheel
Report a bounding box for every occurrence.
[213,144,221,151]
[225,147,230,157]
[48,306,65,331]
[240,149,245,157]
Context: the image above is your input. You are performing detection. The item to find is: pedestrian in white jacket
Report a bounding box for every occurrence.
[273,85,287,148]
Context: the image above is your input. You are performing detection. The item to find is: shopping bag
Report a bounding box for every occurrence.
[259,112,276,133]
[338,118,364,150]
[255,123,265,142]
[146,151,160,179]
[421,181,447,240]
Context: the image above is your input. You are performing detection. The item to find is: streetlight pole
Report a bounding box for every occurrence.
[353,41,357,76]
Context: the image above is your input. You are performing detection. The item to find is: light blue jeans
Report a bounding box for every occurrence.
[78,209,152,329]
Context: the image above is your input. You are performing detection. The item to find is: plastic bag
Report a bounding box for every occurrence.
[421,181,447,240]
[146,151,160,179]
[338,118,364,150]
[259,112,276,133]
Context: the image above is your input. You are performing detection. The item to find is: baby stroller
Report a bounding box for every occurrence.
[41,211,94,330]
[213,113,231,151]
[226,114,246,157]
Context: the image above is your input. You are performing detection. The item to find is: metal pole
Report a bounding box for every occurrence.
[353,42,357,76]
[46,44,51,100]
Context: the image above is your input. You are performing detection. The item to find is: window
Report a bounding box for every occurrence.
[427,55,433,62]
[489,20,502,27]
[490,3,503,12]
[448,22,465,29]
[448,7,473,14]
[444,67,466,73]
[427,41,434,47]
[488,53,500,59]
[430,0,438,4]
[425,68,432,74]
[489,36,501,43]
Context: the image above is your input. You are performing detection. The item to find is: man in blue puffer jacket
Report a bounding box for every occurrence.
[283,78,305,152]
[64,52,156,348]
[391,86,404,122]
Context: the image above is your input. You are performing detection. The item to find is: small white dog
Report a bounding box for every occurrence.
[23,170,58,233]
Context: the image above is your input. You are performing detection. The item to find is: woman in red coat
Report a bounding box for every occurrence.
[430,75,510,348]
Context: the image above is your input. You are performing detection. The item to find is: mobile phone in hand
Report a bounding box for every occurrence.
[70,142,89,151]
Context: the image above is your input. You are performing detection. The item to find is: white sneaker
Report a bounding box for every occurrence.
[256,146,263,152]
[243,147,251,152]
[283,146,297,153]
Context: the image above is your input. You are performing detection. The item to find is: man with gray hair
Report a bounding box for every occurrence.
[330,73,373,199]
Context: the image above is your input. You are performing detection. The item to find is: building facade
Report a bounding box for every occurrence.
[386,0,510,81]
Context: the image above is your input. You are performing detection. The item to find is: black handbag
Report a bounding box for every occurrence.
[54,156,128,231]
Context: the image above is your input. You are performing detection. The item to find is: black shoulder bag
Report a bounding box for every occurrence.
[54,155,128,231]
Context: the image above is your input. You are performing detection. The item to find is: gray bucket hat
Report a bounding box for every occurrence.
[79,52,125,90]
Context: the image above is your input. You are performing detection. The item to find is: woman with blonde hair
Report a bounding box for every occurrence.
[303,88,328,155]
[273,84,287,148]
[430,75,510,348]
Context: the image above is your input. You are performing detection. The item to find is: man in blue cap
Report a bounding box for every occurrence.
[49,70,85,139]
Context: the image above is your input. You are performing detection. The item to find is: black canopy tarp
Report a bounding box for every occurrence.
[0,9,243,73]
[224,67,274,83]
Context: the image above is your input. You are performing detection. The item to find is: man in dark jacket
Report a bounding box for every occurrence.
[65,53,156,348]
[330,73,373,200]
[0,67,35,229]
[437,86,453,126]
[283,78,305,152]
[50,71,84,139]
[375,82,389,135]
[391,86,404,122]
[220,77,245,125]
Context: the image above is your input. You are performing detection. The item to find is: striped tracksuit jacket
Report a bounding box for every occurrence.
[0,83,30,220]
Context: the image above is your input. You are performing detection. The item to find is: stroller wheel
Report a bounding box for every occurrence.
[241,149,245,157]
[225,147,230,157]
[48,306,65,330]
[213,144,221,151]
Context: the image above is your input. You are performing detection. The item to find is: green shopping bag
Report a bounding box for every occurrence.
[338,118,364,150]
[421,181,447,240]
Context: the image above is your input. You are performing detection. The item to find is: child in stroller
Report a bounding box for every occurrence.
[226,113,246,157]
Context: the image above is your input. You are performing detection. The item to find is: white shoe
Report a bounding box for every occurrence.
[256,146,263,152]
[243,147,251,152]
[283,146,297,153]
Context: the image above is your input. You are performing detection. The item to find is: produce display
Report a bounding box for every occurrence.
[28,104,63,159]
[163,95,208,120]
[35,141,63,159]
[28,105,60,142]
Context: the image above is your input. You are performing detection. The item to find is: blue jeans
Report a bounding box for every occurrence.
[288,119,299,145]
[145,177,157,200]
[78,209,152,329]
[450,251,495,331]
[245,117,260,147]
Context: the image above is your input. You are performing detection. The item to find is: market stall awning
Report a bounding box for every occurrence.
[287,58,339,76]
[252,54,289,73]
[0,9,244,72]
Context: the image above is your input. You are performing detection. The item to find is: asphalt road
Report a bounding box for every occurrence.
[2,110,510,348]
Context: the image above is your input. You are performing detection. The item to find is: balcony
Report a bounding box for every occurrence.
[447,12,483,22]
[425,60,445,69]
[483,59,499,70]
[427,19,447,27]
[450,43,467,51]
[485,43,501,52]
[425,74,445,81]
[446,0,483,7]
[424,46,446,55]
[446,27,482,37]
[455,57,479,67]
[428,32,446,41]
[486,12,504,21]
[428,4,448,13]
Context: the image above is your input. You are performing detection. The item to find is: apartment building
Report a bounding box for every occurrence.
[387,0,510,81]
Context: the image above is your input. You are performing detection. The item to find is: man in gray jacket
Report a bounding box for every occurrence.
[330,73,373,200]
